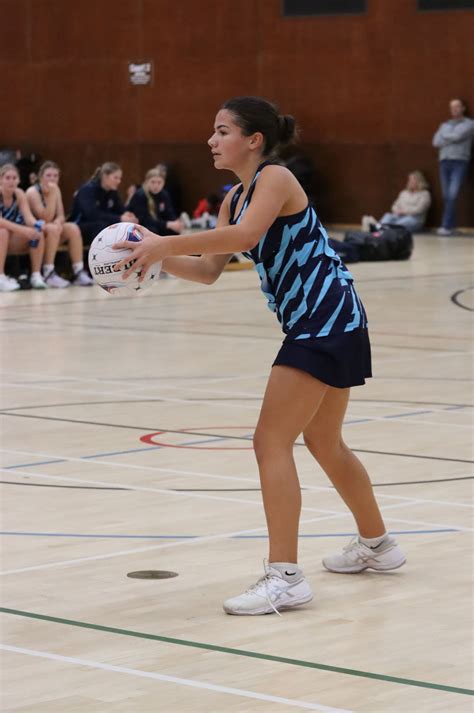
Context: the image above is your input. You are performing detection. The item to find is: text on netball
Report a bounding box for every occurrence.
[93,260,135,275]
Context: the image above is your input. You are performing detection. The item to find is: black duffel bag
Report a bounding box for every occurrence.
[344,225,413,261]
[328,237,360,263]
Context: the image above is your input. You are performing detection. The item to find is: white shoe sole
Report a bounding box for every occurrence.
[223,593,313,616]
[323,556,406,574]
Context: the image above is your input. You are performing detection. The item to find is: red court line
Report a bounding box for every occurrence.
[140,426,255,450]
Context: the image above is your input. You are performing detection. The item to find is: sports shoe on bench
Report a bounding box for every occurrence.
[44,270,70,288]
[223,561,313,616]
[323,536,406,574]
[73,269,94,286]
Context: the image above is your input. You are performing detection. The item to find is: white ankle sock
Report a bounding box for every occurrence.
[73,261,83,275]
[359,533,387,549]
[43,264,54,276]
[269,562,302,581]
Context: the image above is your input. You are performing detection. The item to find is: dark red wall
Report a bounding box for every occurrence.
[2,0,473,224]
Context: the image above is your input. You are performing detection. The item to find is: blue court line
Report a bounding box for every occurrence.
[4,435,243,471]
[235,529,459,538]
[345,409,433,425]
[0,529,459,539]
[80,446,161,459]
[3,404,465,470]
[384,409,433,419]
[5,459,65,469]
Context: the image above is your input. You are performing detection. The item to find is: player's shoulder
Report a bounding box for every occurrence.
[256,163,298,196]
[258,162,294,184]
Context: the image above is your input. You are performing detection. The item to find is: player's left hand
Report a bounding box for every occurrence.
[113,225,168,281]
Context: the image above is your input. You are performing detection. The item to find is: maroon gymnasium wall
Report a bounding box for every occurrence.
[1,0,473,225]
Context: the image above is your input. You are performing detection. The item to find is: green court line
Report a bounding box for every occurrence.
[1,607,472,697]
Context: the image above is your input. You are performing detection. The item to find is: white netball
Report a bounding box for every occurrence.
[88,222,161,294]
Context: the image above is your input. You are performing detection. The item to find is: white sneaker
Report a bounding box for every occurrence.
[361,215,378,232]
[180,211,191,229]
[73,269,94,286]
[436,227,453,236]
[0,274,20,292]
[30,273,48,289]
[223,562,313,616]
[44,270,70,288]
[323,536,406,573]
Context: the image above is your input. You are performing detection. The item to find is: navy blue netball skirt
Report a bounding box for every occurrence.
[273,327,372,389]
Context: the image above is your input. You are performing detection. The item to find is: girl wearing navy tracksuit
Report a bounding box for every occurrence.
[70,162,136,244]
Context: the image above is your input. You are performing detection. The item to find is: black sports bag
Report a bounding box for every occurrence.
[344,225,413,261]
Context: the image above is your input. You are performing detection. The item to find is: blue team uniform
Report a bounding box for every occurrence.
[0,193,24,225]
[229,162,371,388]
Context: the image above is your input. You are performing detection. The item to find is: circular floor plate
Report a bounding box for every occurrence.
[127,570,178,579]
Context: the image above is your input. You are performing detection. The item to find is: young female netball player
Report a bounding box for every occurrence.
[0,163,47,291]
[115,96,406,615]
[26,161,93,286]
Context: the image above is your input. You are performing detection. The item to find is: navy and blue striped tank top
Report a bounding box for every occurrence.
[229,163,367,339]
[0,192,24,225]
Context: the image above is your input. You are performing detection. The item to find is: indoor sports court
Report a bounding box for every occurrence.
[1,233,473,712]
[1,1,473,712]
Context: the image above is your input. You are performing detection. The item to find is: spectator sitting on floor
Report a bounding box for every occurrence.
[26,161,93,287]
[126,167,184,235]
[69,162,137,245]
[0,163,47,291]
[362,171,431,233]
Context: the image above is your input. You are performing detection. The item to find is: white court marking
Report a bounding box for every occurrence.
[0,645,352,713]
[0,467,469,577]
[1,447,473,510]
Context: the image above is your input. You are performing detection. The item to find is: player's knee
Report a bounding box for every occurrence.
[46,224,61,238]
[66,223,82,240]
[304,431,342,462]
[253,427,294,462]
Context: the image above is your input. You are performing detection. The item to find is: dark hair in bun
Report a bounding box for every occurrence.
[278,114,296,145]
[222,96,297,156]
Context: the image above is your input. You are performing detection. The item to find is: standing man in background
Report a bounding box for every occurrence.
[432,98,474,236]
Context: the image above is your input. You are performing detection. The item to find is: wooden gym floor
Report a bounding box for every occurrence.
[0,234,473,712]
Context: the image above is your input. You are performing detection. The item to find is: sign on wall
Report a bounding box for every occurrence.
[128,62,153,86]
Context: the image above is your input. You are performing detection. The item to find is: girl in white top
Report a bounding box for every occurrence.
[381,171,431,231]
[0,163,47,291]
[26,161,93,287]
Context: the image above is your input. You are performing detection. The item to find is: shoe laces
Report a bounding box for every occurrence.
[244,560,283,617]
[344,536,393,561]
[343,537,372,562]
